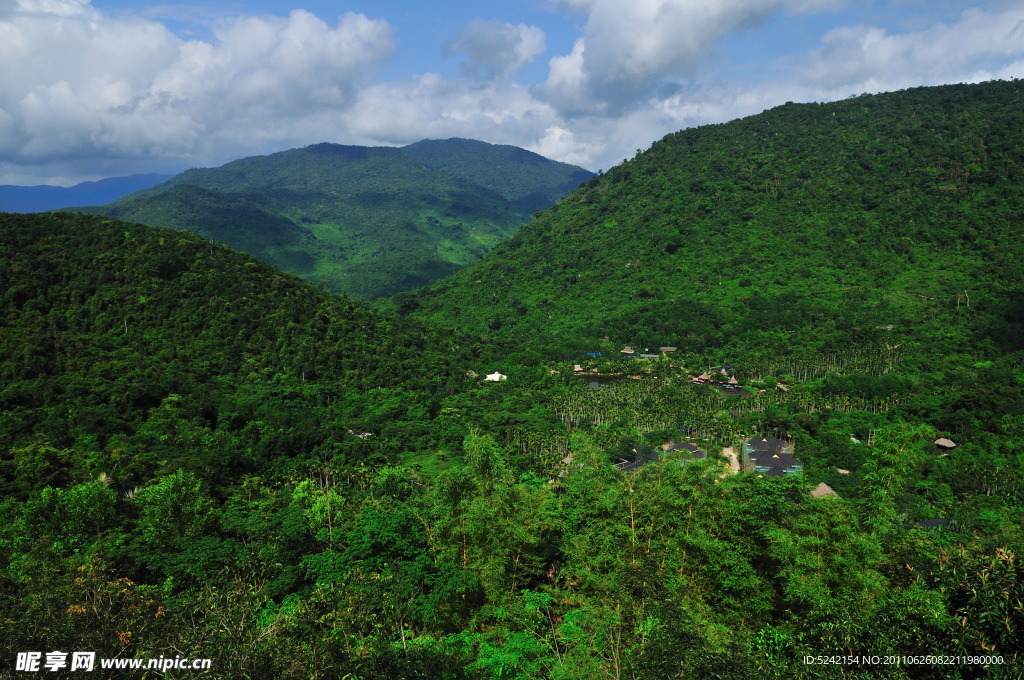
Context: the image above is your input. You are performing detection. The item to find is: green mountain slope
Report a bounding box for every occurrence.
[4,209,1024,678]
[400,81,1024,361]
[401,138,594,212]
[70,141,593,298]
[0,211,488,496]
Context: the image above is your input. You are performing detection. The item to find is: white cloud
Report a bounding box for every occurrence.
[542,38,593,115]
[342,75,561,149]
[801,7,1024,94]
[5,0,1024,186]
[0,1,393,168]
[443,19,546,80]
[539,0,844,113]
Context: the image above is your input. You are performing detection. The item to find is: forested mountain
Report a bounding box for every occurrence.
[4,83,1024,680]
[0,173,172,213]
[398,81,1024,366]
[68,140,592,299]
[401,138,593,213]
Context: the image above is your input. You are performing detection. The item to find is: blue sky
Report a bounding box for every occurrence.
[2,0,1023,185]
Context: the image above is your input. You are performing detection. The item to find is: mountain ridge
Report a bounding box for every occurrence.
[67,140,593,299]
[396,81,1024,365]
[0,173,173,212]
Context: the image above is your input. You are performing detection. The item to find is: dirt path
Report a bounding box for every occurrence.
[722,446,739,474]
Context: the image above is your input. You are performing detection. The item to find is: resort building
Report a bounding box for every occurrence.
[742,435,802,477]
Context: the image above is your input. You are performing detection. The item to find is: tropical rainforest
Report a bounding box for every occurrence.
[2,80,1024,680]
[68,139,593,300]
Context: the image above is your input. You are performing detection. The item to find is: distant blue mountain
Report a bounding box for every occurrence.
[0,173,174,213]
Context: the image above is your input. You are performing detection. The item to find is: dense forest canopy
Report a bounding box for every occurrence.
[397,81,1024,365]
[66,140,593,300]
[3,79,1024,680]
[400,138,594,213]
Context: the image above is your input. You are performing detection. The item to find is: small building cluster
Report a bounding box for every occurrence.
[691,365,742,390]
[620,345,675,360]
[916,518,950,531]
[742,435,802,477]
[692,373,740,390]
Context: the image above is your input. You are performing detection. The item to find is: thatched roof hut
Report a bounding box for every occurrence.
[810,482,839,499]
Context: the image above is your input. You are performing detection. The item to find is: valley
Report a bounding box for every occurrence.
[2,81,1023,679]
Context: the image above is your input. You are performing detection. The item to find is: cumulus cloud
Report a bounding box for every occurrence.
[538,0,844,113]
[442,19,545,80]
[5,0,1024,186]
[0,0,393,168]
[341,75,560,149]
[802,7,1024,93]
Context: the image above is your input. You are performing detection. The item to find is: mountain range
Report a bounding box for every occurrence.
[0,173,172,213]
[69,139,592,299]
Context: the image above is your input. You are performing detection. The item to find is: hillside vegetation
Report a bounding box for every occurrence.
[399,81,1024,367]
[0,211,491,494]
[3,84,1024,679]
[402,138,593,213]
[69,140,592,299]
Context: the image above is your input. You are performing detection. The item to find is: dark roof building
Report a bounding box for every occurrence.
[615,458,649,473]
[613,446,659,474]
[744,434,794,455]
[669,442,707,460]
[916,518,950,530]
[743,435,801,475]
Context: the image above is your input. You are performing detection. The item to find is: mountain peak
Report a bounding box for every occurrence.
[63,138,592,299]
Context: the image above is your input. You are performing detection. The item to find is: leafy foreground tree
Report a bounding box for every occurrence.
[3,427,1021,679]
[2,211,1022,678]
